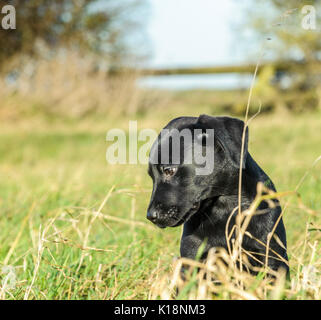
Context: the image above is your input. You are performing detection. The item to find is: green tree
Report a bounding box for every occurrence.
[238,0,321,111]
[0,0,148,68]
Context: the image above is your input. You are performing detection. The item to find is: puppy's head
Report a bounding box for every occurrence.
[146,114,248,228]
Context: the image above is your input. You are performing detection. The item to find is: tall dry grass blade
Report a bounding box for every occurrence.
[76,185,115,273]
[265,155,321,270]
[3,202,35,266]
[236,45,265,276]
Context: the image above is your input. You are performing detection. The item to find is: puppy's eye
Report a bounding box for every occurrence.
[163,167,177,177]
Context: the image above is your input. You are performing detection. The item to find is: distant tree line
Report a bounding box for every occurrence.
[237,0,321,111]
[0,0,148,70]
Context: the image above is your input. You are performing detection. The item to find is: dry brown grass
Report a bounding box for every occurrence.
[0,51,169,120]
[149,181,321,300]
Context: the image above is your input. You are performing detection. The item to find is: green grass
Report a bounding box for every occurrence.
[0,108,320,299]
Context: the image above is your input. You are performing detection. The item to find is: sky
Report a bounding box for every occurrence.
[146,0,245,68]
[141,0,251,89]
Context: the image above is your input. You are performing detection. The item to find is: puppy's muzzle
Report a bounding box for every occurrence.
[147,204,179,227]
[147,209,158,223]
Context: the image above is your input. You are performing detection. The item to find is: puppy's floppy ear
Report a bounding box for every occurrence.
[196,114,249,169]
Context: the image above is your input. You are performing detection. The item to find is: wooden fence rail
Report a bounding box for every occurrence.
[110,60,321,76]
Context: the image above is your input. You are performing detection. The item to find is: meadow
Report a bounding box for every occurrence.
[0,93,320,299]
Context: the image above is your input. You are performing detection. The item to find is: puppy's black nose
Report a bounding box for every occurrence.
[147,210,158,223]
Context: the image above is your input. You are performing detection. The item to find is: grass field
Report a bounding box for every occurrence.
[0,104,320,300]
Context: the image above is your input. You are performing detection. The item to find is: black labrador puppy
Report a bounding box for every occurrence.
[146,114,289,274]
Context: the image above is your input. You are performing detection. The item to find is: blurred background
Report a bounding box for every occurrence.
[0,0,320,300]
[0,0,320,119]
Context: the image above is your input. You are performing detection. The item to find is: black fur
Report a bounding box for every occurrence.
[147,115,289,274]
